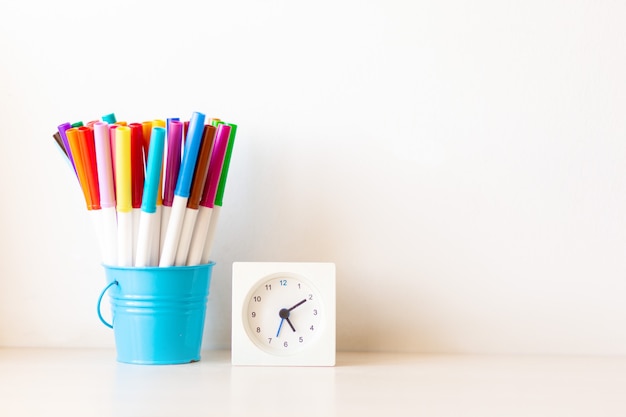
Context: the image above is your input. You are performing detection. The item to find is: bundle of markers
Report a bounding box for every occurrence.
[52,111,237,268]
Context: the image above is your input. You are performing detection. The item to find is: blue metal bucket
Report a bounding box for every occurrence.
[97,263,214,365]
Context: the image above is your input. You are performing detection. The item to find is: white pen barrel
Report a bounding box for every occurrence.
[159,197,188,267]
[132,208,141,266]
[160,205,171,260]
[175,208,199,266]
[201,205,221,264]
[88,210,106,265]
[149,206,162,266]
[135,212,154,267]
[187,206,213,266]
[101,207,118,266]
[117,211,133,267]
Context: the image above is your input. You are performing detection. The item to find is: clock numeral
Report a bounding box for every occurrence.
[253,296,262,302]
[313,309,318,315]
[265,284,271,291]
[280,279,287,286]
[308,294,313,300]
[256,327,261,333]
[299,337,303,343]
[268,338,272,344]
[251,312,256,318]
[283,341,288,348]
[310,325,315,331]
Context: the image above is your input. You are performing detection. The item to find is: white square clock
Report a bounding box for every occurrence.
[231,262,336,366]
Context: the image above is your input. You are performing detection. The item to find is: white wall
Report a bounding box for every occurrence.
[1,0,625,355]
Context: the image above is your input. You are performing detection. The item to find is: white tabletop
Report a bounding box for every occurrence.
[1,348,625,416]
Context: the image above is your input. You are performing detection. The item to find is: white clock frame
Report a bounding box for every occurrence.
[231,262,336,366]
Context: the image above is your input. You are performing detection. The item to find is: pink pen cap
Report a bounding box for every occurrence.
[199,124,231,209]
[94,122,116,208]
[163,120,183,208]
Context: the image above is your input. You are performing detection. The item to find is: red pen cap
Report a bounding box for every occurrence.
[77,126,101,210]
[141,121,152,166]
[129,123,145,209]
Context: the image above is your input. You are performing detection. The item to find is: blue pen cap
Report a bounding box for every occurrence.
[141,127,166,213]
[174,112,206,198]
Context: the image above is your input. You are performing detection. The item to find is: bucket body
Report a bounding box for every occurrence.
[100,263,214,365]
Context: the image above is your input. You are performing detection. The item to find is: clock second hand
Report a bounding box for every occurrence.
[276,318,285,337]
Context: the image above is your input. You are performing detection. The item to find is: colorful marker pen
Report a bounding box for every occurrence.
[159,111,206,267]
[115,126,133,267]
[150,119,166,263]
[160,120,183,257]
[130,123,145,263]
[65,128,92,209]
[77,127,101,210]
[135,127,165,267]
[94,122,117,266]
[201,122,237,264]
[174,124,216,266]
[187,123,231,265]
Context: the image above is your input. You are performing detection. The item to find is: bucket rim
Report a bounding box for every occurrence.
[101,262,215,272]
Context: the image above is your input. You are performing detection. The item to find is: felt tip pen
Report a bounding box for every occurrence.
[65,127,92,209]
[77,127,101,210]
[201,122,237,264]
[175,124,216,266]
[159,120,183,257]
[135,127,165,267]
[150,119,167,263]
[130,123,145,263]
[94,122,117,266]
[115,126,133,267]
[67,126,111,264]
[58,122,77,175]
[187,123,231,265]
[159,111,206,267]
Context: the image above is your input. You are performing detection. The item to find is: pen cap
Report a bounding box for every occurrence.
[57,123,74,159]
[129,123,145,209]
[65,127,92,210]
[163,120,183,206]
[94,122,116,208]
[152,120,166,206]
[175,112,206,198]
[102,113,117,124]
[187,125,216,210]
[214,123,237,207]
[200,124,231,208]
[77,126,101,210]
[141,127,166,214]
[115,126,132,213]
[141,121,153,163]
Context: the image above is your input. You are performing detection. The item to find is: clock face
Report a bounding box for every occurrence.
[243,273,324,355]
[232,262,336,366]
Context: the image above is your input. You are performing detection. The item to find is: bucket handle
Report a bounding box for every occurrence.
[97,280,118,329]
